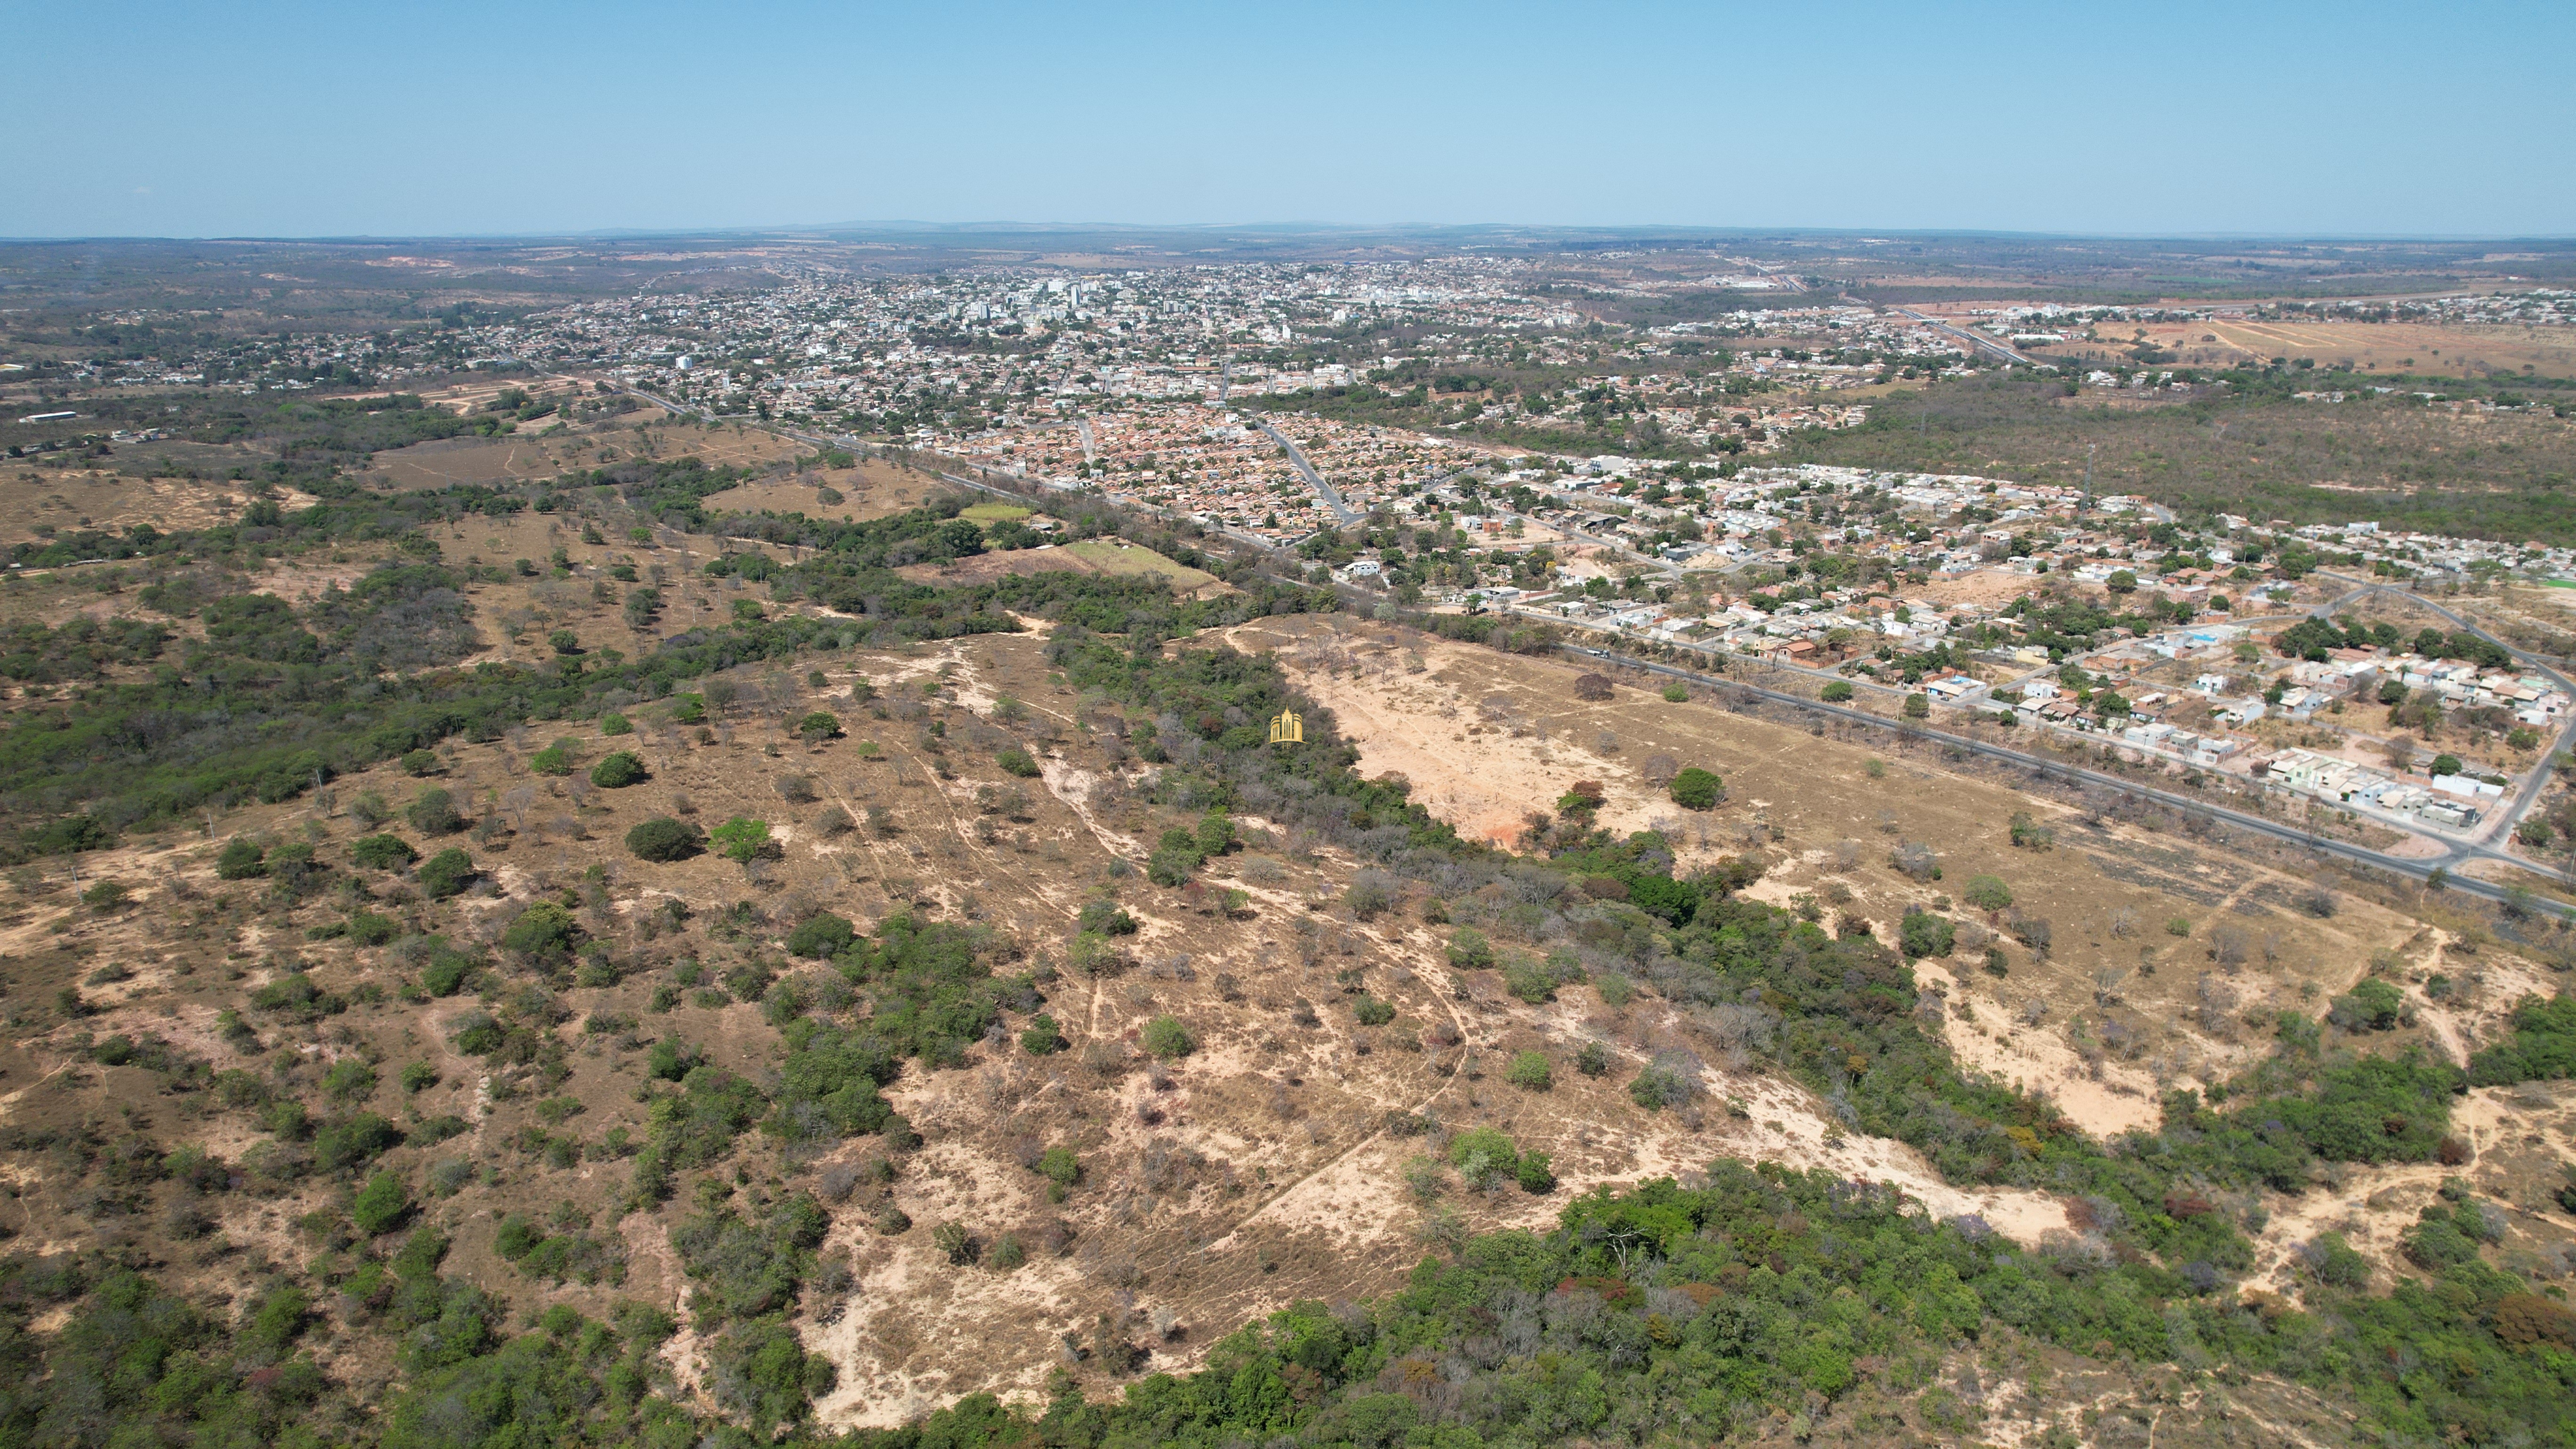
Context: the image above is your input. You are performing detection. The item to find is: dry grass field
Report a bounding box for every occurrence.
[0,468,284,547]
[895,538,1228,599]
[1904,296,2573,378]
[361,412,811,491]
[711,458,940,523]
[2141,319,2576,378]
[2000,318,2575,379]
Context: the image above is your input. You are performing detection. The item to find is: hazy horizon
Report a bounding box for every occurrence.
[9,221,2576,245]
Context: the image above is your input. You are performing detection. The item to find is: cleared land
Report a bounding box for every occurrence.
[0,469,272,547]
[2134,319,2573,378]
[895,538,1227,598]
[1782,374,2576,543]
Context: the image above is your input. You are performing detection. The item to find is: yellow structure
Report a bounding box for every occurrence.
[1267,709,1304,745]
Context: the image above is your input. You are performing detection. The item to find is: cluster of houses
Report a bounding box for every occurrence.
[2258,749,2506,830]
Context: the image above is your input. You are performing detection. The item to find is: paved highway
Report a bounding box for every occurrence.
[1511,569,2570,898]
[1896,307,2040,368]
[1255,420,1360,525]
[1560,642,2568,919]
[1528,565,2573,874]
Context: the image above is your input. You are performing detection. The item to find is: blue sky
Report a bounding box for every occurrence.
[8,0,2569,238]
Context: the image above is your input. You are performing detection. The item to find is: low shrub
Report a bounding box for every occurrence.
[416,847,476,901]
[1669,767,1722,811]
[626,817,705,862]
[216,837,268,879]
[1142,1015,1194,1059]
[350,834,417,871]
[1504,1051,1553,1091]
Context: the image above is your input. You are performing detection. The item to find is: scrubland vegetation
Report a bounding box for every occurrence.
[0,403,2570,1449]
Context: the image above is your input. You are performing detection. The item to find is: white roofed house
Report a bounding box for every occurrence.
[2418,798,2479,829]
[2188,734,2252,767]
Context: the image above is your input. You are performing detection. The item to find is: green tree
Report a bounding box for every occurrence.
[350,833,417,870]
[502,901,580,963]
[625,817,704,862]
[787,911,856,958]
[589,750,648,788]
[1449,1127,1519,1188]
[1036,1146,1080,1188]
[624,586,663,629]
[1076,900,1138,935]
[1147,836,1202,887]
[1668,767,1721,810]
[1898,909,1956,959]
[407,787,463,835]
[350,1171,412,1235]
[2330,977,2405,1032]
[416,847,476,900]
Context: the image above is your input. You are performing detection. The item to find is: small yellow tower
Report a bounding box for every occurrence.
[1267,709,1304,745]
